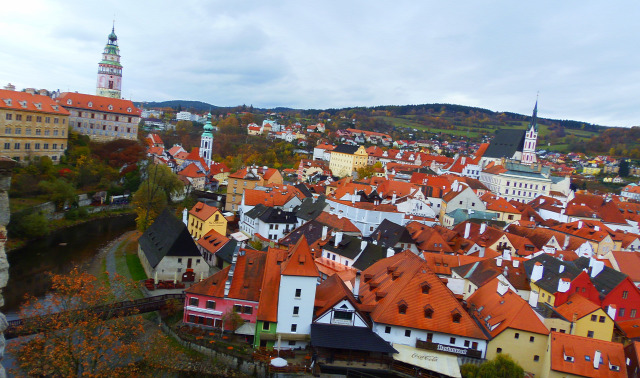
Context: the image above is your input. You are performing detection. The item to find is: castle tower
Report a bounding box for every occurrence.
[199,113,214,166]
[521,99,538,165]
[96,25,122,99]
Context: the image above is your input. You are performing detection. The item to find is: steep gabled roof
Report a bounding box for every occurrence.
[573,257,627,296]
[359,251,487,340]
[256,248,287,322]
[314,274,361,319]
[197,228,231,255]
[281,236,320,277]
[295,196,328,222]
[189,202,221,222]
[523,254,581,294]
[467,278,548,337]
[483,129,526,159]
[555,293,602,321]
[138,209,201,268]
[370,220,414,249]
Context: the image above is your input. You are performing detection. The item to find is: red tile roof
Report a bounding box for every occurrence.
[555,293,602,321]
[189,202,222,222]
[196,228,230,255]
[56,92,140,116]
[549,331,626,377]
[179,163,206,178]
[256,248,288,322]
[610,251,640,282]
[359,251,487,340]
[280,236,320,277]
[467,277,548,337]
[315,212,360,233]
[314,273,362,319]
[0,89,70,115]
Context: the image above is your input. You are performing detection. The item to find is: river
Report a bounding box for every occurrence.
[2,213,136,315]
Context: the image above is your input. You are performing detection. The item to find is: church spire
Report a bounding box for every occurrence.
[529,94,538,132]
[521,97,539,165]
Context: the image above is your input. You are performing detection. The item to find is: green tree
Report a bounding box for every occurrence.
[38,178,77,210]
[461,354,524,378]
[132,163,184,231]
[8,212,50,238]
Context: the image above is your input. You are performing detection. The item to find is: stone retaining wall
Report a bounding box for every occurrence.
[160,322,268,377]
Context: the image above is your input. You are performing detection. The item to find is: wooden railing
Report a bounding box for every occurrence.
[6,293,185,339]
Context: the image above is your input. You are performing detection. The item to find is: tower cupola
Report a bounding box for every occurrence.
[96,25,123,99]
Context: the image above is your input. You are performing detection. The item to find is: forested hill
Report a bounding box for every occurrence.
[134,100,218,111]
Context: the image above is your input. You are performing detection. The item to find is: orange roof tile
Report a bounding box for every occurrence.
[0,89,70,115]
[280,236,320,277]
[549,331,626,377]
[56,92,140,115]
[179,163,206,178]
[610,251,640,282]
[359,251,487,340]
[256,248,288,322]
[314,274,362,319]
[189,202,222,222]
[196,228,230,254]
[467,277,548,337]
[315,212,360,233]
[555,293,602,321]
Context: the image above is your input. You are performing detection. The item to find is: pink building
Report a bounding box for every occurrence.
[183,248,267,329]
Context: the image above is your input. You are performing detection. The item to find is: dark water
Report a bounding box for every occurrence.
[3,213,136,314]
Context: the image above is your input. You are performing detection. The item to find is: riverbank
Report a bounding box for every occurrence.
[6,206,135,252]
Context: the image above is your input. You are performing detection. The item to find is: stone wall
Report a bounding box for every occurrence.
[0,156,17,378]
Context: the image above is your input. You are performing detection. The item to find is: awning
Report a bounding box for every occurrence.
[311,323,397,354]
[393,343,461,378]
[235,322,256,336]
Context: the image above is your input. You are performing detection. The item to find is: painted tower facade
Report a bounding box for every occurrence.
[200,113,214,166]
[521,100,538,165]
[96,26,122,99]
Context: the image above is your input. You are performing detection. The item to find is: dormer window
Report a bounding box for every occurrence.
[108,105,113,110]
[19,100,27,108]
[3,99,11,106]
[34,103,41,109]
[424,305,434,319]
[421,282,431,294]
[67,99,72,105]
[363,273,373,283]
[88,102,92,108]
[452,310,462,323]
[398,301,408,315]
[127,107,132,112]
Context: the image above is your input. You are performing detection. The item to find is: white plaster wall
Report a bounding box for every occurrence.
[276,275,317,336]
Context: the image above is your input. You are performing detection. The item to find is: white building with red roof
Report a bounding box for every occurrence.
[57,92,140,141]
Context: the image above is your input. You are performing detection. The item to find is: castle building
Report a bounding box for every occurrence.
[199,113,214,166]
[96,26,123,99]
[56,92,140,142]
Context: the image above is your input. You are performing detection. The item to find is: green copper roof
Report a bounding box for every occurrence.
[99,60,122,67]
[202,113,214,137]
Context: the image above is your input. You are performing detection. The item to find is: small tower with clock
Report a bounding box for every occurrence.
[96,25,123,99]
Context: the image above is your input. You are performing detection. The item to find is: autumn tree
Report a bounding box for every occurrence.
[460,354,524,378]
[221,308,244,334]
[10,268,181,377]
[38,178,77,210]
[132,163,184,231]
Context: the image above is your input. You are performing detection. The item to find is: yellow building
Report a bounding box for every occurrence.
[0,88,70,163]
[467,279,550,377]
[555,293,614,342]
[187,202,227,240]
[328,144,367,177]
[225,166,283,212]
[582,166,602,175]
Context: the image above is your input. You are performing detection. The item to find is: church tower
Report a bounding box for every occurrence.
[96,25,122,99]
[521,99,538,165]
[200,113,214,166]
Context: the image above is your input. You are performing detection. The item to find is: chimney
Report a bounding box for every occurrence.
[502,249,511,261]
[578,220,583,229]
[531,262,544,282]
[386,248,395,258]
[528,290,539,307]
[558,277,571,293]
[353,271,361,299]
[563,236,570,249]
[392,192,397,205]
[480,223,487,234]
[182,208,189,226]
[559,264,565,274]
[496,257,503,267]
[593,350,601,370]
[322,226,328,240]
[352,189,357,204]
[513,259,520,268]
[360,240,368,252]
[224,245,240,297]
[607,305,617,319]
[497,280,509,296]
[334,232,343,246]
[589,258,605,278]
[464,222,471,239]
[594,226,600,231]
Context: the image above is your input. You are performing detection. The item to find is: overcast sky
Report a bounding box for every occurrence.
[1,1,638,127]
